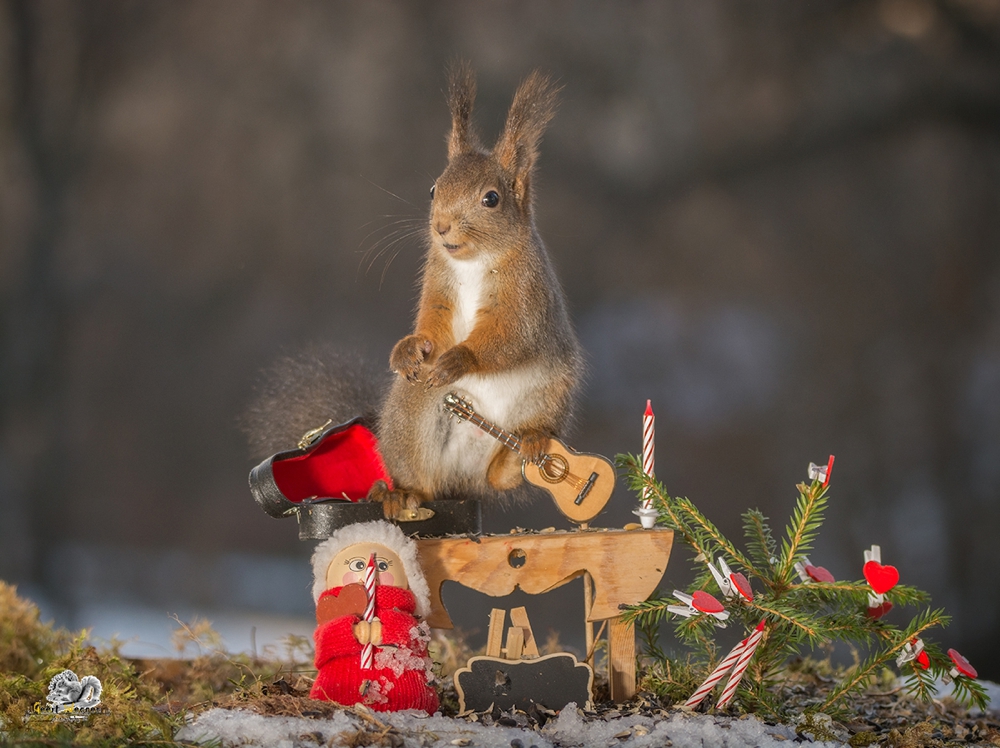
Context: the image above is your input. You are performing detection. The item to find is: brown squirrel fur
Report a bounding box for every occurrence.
[371,64,583,515]
[244,65,583,516]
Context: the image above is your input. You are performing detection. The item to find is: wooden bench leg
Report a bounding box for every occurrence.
[608,617,636,701]
[509,606,539,658]
[486,609,506,658]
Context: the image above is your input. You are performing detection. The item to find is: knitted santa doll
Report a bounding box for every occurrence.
[309,520,438,713]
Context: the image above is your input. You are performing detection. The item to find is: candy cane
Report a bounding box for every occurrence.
[716,621,766,708]
[683,636,750,708]
[360,553,378,671]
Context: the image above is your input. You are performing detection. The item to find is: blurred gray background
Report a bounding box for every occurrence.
[2,0,999,676]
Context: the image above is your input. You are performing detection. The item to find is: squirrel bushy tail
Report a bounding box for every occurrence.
[242,346,388,461]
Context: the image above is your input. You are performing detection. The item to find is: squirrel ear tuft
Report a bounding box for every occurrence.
[494,71,560,201]
[446,60,479,159]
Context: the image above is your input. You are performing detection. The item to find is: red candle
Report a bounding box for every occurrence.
[642,400,655,508]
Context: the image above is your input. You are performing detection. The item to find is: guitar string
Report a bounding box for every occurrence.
[450,401,593,489]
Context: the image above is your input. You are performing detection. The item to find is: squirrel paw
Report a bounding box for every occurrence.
[425,345,476,388]
[519,428,552,465]
[390,335,433,382]
[368,480,429,520]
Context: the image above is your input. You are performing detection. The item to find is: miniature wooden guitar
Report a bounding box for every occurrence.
[443,392,615,524]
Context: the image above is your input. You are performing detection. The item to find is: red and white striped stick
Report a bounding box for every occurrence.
[360,553,378,671]
[715,620,766,708]
[683,636,750,708]
[642,400,655,507]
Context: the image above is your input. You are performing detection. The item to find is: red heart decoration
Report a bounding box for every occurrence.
[691,590,725,614]
[865,600,893,619]
[863,560,899,594]
[316,582,368,624]
[948,648,978,679]
[915,650,930,670]
[729,572,754,601]
[805,564,835,583]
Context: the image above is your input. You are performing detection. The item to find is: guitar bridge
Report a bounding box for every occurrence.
[574,472,599,505]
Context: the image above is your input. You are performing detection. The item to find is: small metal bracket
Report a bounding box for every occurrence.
[393,506,436,522]
[297,419,333,450]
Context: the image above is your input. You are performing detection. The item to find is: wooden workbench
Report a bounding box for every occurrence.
[416,527,674,700]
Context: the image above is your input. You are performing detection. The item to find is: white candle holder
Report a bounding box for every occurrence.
[634,506,658,529]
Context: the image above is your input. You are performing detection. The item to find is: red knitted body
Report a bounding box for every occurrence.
[310,585,438,714]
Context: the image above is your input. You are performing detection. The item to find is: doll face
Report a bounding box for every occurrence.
[326,542,407,590]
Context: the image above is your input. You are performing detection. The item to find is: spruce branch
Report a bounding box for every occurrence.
[619,454,756,573]
[791,581,871,596]
[673,493,756,573]
[620,597,675,628]
[818,608,948,711]
[750,601,823,644]
[778,481,829,582]
[881,584,932,607]
[618,451,976,719]
[673,613,720,657]
[903,657,938,703]
[914,641,989,712]
[790,581,930,610]
[949,674,989,713]
[742,509,777,573]
[619,455,699,548]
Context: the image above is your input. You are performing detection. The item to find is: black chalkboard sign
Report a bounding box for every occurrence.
[455,653,593,713]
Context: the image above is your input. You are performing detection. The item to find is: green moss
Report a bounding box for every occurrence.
[1,618,180,745]
[0,580,309,746]
[848,730,880,746]
[0,582,70,679]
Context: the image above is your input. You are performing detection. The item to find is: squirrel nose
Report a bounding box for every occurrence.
[434,220,451,236]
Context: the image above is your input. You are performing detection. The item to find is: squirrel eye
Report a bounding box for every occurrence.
[481,190,500,208]
[429,184,436,199]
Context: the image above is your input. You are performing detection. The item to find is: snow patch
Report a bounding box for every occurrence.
[176,704,851,747]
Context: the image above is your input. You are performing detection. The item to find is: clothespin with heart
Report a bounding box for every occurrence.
[896,638,929,670]
[863,544,899,618]
[793,556,836,584]
[667,589,730,627]
[707,557,754,602]
[944,649,978,683]
[807,455,835,486]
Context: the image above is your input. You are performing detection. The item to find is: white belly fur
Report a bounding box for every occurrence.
[437,364,549,482]
[449,255,484,344]
[440,256,548,484]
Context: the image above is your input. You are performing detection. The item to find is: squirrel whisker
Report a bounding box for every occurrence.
[358,220,425,279]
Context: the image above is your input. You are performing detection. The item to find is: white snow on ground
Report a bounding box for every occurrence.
[176,703,845,748]
[176,680,1000,748]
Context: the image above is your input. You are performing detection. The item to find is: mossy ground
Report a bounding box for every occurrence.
[0,581,319,746]
[0,580,490,746]
[2,581,998,747]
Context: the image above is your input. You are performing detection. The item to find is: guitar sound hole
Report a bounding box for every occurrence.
[538,454,569,484]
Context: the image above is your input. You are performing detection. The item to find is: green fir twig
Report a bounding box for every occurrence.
[777,481,828,583]
[618,453,985,718]
[818,608,948,710]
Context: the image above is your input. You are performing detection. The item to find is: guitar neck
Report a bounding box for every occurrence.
[444,393,614,526]
[461,409,522,454]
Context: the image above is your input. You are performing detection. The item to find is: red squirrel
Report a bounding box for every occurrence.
[370,64,582,516]
[245,65,582,517]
